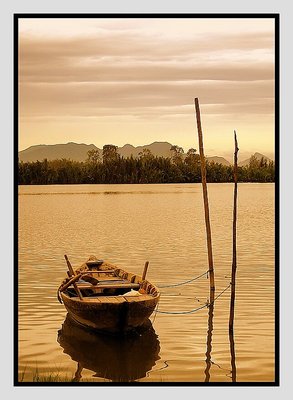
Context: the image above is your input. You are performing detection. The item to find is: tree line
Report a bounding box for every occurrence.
[18,144,275,185]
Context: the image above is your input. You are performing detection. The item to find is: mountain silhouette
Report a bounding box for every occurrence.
[238,152,272,167]
[18,142,271,166]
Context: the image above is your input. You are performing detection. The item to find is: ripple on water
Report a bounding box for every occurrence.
[18,183,276,382]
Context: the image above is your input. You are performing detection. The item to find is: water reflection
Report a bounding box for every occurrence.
[204,302,237,382]
[57,314,161,382]
[204,303,214,382]
[229,329,237,382]
[19,184,275,382]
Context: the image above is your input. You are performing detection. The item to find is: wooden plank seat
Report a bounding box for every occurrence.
[78,278,129,284]
[76,282,140,290]
[86,260,104,266]
[79,277,124,282]
[79,294,151,302]
[80,270,116,274]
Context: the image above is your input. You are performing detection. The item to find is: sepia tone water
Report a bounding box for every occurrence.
[18,183,275,383]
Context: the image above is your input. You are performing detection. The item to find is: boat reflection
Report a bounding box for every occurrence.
[57,314,161,382]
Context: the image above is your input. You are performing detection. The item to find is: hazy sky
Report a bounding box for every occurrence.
[19,17,275,159]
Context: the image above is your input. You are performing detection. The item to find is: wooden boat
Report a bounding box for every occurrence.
[57,255,160,334]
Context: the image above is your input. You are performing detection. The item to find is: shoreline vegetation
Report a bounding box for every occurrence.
[18,145,275,185]
[18,369,160,383]
[18,369,106,383]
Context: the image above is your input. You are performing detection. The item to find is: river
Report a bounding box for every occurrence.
[18,183,275,383]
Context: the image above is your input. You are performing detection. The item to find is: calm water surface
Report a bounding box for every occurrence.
[18,183,275,383]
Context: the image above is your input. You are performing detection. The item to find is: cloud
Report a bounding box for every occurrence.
[20,60,274,83]
[19,30,274,82]
[20,80,274,118]
[18,21,275,153]
[19,29,273,62]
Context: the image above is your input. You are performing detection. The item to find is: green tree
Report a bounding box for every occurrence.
[18,149,275,185]
[138,148,154,162]
[185,148,200,166]
[87,149,100,164]
[102,145,119,163]
[170,145,184,166]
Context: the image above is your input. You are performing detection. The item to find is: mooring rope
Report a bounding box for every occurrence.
[157,270,209,288]
[212,282,231,303]
[154,303,208,315]
[152,282,231,315]
[151,300,160,324]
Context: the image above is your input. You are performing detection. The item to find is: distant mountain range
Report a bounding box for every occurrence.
[18,142,272,166]
[18,142,97,163]
[18,142,173,163]
[238,152,272,167]
[206,156,231,166]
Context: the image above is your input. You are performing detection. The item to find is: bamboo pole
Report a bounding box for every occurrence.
[142,261,149,280]
[229,131,239,332]
[64,255,83,300]
[194,98,215,302]
[64,254,75,276]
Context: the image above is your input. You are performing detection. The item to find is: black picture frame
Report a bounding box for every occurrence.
[14,13,280,387]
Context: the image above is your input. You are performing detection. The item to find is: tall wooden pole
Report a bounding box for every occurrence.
[229,131,239,332]
[194,98,215,302]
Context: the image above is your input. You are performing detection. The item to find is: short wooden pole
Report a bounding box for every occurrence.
[142,261,149,280]
[194,98,215,302]
[229,131,239,332]
[64,254,75,276]
[64,255,83,300]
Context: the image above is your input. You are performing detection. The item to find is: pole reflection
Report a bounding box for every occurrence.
[229,328,237,382]
[204,301,214,382]
[204,292,237,382]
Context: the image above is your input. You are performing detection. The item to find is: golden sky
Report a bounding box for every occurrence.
[19,17,275,160]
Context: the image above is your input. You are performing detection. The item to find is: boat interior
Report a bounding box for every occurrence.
[59,259,159,300]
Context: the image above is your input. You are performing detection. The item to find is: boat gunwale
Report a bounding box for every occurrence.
[60,258,160,302]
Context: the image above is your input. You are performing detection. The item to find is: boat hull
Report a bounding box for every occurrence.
[61,292,159,334]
